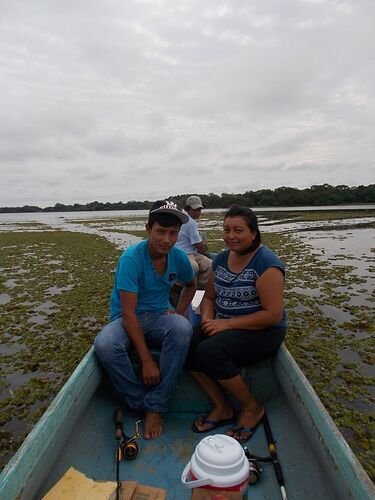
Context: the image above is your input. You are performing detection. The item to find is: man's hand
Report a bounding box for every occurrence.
[175,278,197,317]
[201,318,230,336]
[195,240,208,254]
[142,359,160,386]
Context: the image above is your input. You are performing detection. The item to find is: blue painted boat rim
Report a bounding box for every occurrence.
[275,345,375,499]
[0,347,102,500]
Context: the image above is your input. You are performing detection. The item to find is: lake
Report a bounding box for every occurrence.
[0,206,374,478]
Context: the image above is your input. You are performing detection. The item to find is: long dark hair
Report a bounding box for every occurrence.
[224,205,261,253]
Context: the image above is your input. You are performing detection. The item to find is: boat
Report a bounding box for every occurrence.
[0,307,374,499]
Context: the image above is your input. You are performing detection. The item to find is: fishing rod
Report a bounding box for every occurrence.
[114,408,142,500]
[262,412,288,500]
[115,409,123,500]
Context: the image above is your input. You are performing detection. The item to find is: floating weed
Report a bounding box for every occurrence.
[0,230,120,469]
[66,216,146,225]
[256,231,375,480]
[257,209,375,223]
[0,216,374,480]
[124,229,148,239]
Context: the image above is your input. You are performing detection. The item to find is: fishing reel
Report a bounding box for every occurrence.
[243,446,269,485]
[120,419,141,461]
[248,459,262,484]
[115,410,142,461]
[121,439,139,460]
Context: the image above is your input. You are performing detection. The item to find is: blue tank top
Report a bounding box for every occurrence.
[212,246,287,328]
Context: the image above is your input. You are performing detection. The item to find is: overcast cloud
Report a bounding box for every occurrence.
[1,0,374,207]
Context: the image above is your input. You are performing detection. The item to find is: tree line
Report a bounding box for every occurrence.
[1,184,374,213]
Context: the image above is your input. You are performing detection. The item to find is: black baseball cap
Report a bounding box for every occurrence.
[149,200,188,224]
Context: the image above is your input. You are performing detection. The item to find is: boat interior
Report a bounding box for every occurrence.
[36,353,345,500]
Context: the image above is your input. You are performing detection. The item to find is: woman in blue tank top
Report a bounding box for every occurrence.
[185,205,287,443]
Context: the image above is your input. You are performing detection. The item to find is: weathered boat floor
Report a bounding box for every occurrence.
[38,386,338,500]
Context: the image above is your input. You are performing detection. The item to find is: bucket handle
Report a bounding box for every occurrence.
[181,462,213,489]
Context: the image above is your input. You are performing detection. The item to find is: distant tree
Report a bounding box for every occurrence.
[1,183,374,213]
[353,184,375,203]
[274,186,302,206]
[201,193,222,208]
[17,205,43,213]
[53,203,69,212]
[241,191,255,207]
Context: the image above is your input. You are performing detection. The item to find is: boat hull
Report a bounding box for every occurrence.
[0,345,374,500]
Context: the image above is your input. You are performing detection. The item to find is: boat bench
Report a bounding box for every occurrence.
[126,347,279,414]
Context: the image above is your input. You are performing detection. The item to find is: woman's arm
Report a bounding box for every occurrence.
[200,270,216,322]
[202,267,284,336]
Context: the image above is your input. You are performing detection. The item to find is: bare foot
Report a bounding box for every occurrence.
[227,404,265,442]
[192,405,235,433]
[144,412,164,440]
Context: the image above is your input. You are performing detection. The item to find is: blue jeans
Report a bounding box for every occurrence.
[94,313,192,413]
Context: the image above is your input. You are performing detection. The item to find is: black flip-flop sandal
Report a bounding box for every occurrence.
[192,415,236,433]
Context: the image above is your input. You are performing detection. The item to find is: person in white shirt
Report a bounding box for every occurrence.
[175,195,212,289]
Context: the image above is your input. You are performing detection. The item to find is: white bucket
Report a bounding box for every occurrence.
[181,434,249,493]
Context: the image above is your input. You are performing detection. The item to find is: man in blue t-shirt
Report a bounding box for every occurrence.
[95,200,196,440]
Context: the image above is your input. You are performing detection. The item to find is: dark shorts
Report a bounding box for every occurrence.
[185,325,286,380]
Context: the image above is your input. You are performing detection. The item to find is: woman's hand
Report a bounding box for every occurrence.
[201,318,230,336]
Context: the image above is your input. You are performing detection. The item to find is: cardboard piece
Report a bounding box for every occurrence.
[191,487,243,500]
[42,467,116,499]
[121,482,166,500]
[42,467,166,500]
[119,481,138,500]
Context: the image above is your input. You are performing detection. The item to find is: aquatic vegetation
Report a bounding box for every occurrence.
[0,231,120,468]
[123,229,146,238]
[13,222,49,228]
[0,211,374,480]
[3,222,56,233]
[258,232,375,479]
[66,216,146,225]
[257,209,375,222]
[65,217,146,232]
[298,221,375,232]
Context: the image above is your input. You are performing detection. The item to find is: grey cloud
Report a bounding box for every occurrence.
[167,139,215,163]
[85,131,170,156]
[0,0,374,206]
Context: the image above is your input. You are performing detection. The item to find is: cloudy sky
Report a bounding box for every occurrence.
[1,0,374,207]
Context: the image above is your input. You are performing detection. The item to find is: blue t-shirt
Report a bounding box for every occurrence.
[110,240,194,320]
[212,246,287,328]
